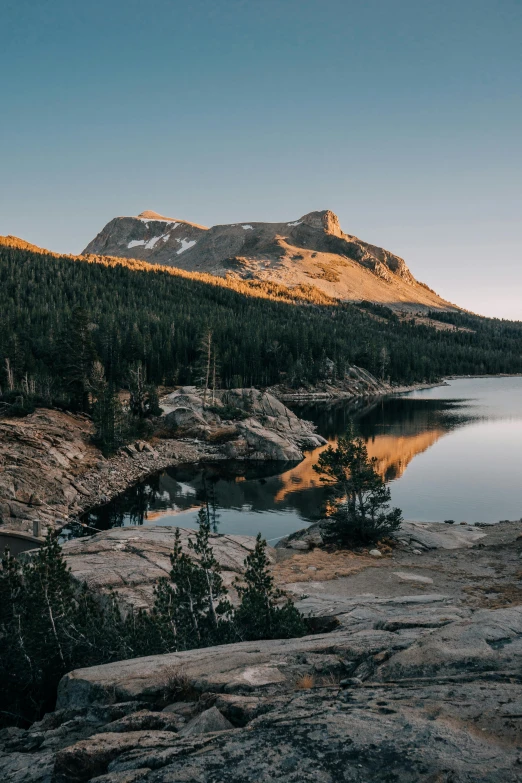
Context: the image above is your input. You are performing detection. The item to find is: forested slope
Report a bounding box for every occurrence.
[1,241,522,398]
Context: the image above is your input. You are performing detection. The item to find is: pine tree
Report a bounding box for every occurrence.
[151,511,233,651]
[58,306,98,411]
[313,425,403,544]
[128,363,162,418]
[0,523,306,727]
[233,534,306,641]
[91,364,126,456]
[0,533,129,725]
[197,329,213,406]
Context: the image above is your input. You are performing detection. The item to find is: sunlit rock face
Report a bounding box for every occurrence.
[83,210,456,312]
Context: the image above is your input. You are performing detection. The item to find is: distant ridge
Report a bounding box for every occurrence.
[0,235,50,253]
[82,209,457,313]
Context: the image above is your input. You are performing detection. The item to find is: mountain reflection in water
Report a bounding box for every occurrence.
[77,378,522,538]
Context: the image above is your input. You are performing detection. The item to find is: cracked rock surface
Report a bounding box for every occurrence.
[1,522,521,781]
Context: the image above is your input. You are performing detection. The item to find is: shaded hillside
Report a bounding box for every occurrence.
[83,209,456,313]
[1,238,522,402]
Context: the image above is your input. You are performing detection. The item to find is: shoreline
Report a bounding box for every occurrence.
[2,373,519,542]
[444,372,522,379]
[271,379,445,403]
[66,381,445,526]
[272,371,522,403]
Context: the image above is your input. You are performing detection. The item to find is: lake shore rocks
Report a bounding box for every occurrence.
[161,386,326,460]
[0,389,324,539]
[276,518,489,553]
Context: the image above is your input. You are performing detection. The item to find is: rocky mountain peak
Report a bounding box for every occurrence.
[300,209,344,237]
[82,209,456,313]
[136,210,179,222]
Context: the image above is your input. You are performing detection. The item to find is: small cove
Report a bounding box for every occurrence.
[77,377,522,542]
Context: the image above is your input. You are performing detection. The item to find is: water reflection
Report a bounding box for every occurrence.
[77,377,522,538]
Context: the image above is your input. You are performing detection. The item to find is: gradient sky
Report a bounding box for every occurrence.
[1,0,521,318]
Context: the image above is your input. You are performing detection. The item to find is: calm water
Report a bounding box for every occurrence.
[78,377,522,541]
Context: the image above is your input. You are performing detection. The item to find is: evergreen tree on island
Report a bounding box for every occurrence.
[313,426,403,545]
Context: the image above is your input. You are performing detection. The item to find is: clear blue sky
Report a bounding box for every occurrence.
[1,0,521,318]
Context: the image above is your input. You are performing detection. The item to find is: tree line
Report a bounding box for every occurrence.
[2,243,522,413]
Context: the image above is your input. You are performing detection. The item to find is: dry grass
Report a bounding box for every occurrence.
[462,582,522,609]
[295,674,315,690]
[273,548,389,585]
[294,672,341,690]
[152,665,197,703]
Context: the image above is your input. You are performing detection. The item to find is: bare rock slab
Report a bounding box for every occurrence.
[379,605,522,680]
[397,520,486,550]
[56,629,408,709]
[62,526,274,609]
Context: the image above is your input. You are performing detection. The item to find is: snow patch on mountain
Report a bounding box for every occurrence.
[177,238,197,255]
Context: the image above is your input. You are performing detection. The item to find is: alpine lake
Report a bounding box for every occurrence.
[78,377,522,543]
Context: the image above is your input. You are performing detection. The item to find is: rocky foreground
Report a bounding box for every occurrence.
[1,520,521,781]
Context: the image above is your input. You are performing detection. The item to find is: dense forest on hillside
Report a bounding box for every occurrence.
[1,243,522,407]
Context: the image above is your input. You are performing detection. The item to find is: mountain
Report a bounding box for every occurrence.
[82,209,456,312]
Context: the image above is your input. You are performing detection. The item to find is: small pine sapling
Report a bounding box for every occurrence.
[234,534,306,641]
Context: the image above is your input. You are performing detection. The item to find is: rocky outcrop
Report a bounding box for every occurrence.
[161,386,326,461]
[267,364,391,401]
[82,209,457,313]
[0,389,324,538]
[62,526,275,610]
[0,410,99,536]
[0,409,213,538]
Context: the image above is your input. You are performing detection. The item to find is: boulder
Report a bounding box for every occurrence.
[275,523,325,549]
[160,387,326,461]
[397,520,486,550]
[164,406,207,430]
